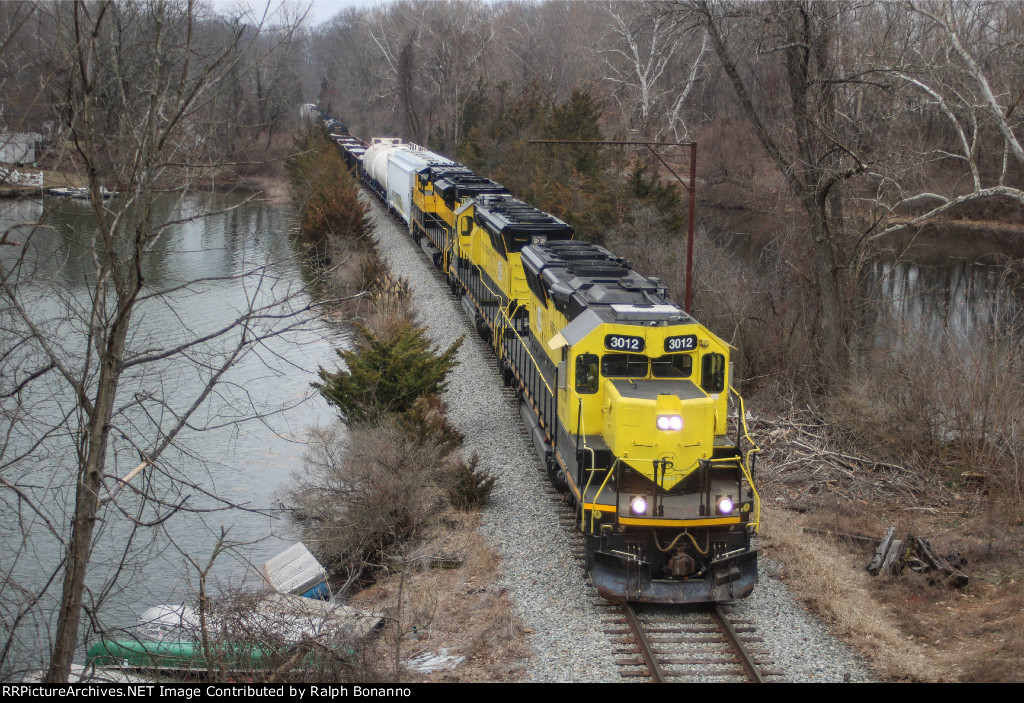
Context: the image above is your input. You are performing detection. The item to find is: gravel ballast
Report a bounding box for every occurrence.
[366,196,877,683]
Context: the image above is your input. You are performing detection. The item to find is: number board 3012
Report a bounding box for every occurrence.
[664,334,697,352]
[604,334,645,352]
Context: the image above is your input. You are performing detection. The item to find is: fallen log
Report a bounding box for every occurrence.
[867,527,897,575]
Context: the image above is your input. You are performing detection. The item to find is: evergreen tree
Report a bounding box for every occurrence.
[546,89,604,178]
[315,323,462,423]
[286,126,372,246]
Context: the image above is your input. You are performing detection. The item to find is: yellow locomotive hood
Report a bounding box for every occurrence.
[602,378,715,490]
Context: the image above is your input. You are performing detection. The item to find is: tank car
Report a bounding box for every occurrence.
[360,138,454,230]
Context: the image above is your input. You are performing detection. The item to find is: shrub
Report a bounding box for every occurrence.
[443,453,496,511]
[315,323,462,424]
[287,126,373,247]
[398,394,463,456]
[291,420,451,584]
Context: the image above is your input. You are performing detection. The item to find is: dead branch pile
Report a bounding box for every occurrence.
[748,406,946,510]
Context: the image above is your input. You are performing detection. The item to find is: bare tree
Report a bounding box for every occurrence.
[357,1,496,152]
[600,2,708,140]
[871,0,1024,233]
[0,0,316,682]
[687,0,1023,381]
[681,0,952,377]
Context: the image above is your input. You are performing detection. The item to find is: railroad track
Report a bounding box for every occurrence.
[598,600,780,682]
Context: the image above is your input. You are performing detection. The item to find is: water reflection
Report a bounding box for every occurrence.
[862,257,1024,347]
[0,193,341,675]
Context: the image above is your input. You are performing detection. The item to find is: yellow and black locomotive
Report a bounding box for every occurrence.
[333,127,761,604]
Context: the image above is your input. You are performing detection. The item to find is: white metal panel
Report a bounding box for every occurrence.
[258,542,327,596]
[361,138,406,193]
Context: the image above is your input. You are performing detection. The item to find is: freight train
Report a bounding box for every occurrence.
[325,121,761,604]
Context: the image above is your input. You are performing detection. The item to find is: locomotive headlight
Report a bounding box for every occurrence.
[717,496,735,515]
[656,414,683,431]
[630,496,648,516]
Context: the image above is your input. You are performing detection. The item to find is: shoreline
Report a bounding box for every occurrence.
[0,163,291,204]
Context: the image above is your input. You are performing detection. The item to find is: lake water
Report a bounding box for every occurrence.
[0,193,342,678]
[861,255,1024,347]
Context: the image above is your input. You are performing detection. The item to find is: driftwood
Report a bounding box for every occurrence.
[864,526,969,587]
[867,527,897,574]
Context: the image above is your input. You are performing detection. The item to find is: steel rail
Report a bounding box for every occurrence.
[712,604,764,683]
[621,602,666,683]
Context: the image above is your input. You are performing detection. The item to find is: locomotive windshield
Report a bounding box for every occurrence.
[598,352,695,379]
[601,353,647,378]
[651,354,693,378]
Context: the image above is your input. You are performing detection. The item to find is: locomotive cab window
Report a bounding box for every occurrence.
[651,354,693,378]
[504,232,533,254]
[460,217,472,237]
[601,353,647,378]
[701,352,726,393]
[575,353,600,394]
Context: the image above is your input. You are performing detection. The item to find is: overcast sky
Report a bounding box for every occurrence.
[299,0,375,24]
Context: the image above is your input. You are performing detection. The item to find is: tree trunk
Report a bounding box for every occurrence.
[804,194,850,375]
[44,318,131,682]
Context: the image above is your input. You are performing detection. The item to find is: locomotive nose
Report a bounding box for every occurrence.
[602,380,715,489]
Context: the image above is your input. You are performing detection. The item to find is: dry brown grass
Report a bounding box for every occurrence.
[761,505,942,681]
[761,469,1024,682]
[755,391,1024,681]
[349,510,528,682]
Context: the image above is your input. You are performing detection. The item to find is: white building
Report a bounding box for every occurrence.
[0,132,41,165]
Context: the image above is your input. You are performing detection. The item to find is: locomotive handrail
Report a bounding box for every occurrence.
[565,386,595,452]
[443,238,454,275]
[728,385,761,532]
[465,261,513,356]
[586,458,618,532]
[566,387,597,500]
[495,305,555,399]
